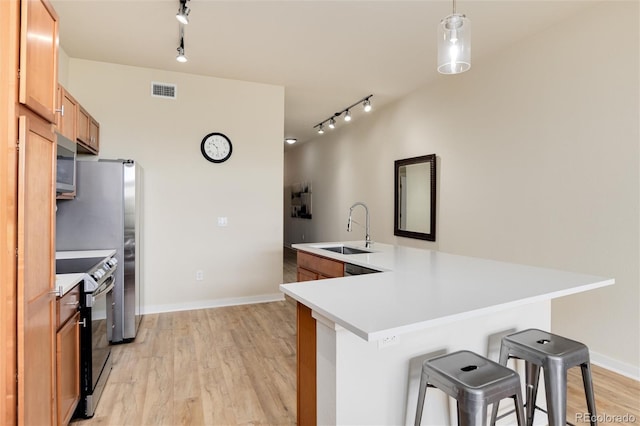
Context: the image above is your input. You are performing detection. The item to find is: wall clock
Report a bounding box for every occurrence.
[201,132,233,163]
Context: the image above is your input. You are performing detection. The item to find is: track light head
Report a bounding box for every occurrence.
[363,98,372,112]
[344,110,352,122]
[328,118,336,129]
[176,1,190,24]
[318,124,325,134]
[176,46,187,62]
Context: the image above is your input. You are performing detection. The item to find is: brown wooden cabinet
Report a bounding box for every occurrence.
[295,250,343,426]
[56,285,80,426]
[76,105,99,154]
[89,117,100,152]
[17,106,57,426]
[56,85,78,141]
[2,0,59,424]
[18,0,59,123]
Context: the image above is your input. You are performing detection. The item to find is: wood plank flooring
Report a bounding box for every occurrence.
[71,248,639,425]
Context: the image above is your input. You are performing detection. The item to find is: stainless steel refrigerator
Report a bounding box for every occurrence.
[56,159,143,343]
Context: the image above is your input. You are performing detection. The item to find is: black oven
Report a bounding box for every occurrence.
[56,254,117,418]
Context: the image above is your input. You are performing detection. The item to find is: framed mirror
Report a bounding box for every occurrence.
[394,154,436,241]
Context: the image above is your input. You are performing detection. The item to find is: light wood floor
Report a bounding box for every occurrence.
[72,248,639,425]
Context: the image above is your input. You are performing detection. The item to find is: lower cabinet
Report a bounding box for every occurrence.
[56,287,80,426]
[295,250,343,426]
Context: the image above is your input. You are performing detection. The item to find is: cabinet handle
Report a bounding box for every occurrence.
[65,300,80,306]
[49,286,63,297]
[78,318,86,327]
[55,105,64,116]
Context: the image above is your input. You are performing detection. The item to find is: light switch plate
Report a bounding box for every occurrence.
[217,217,228,227]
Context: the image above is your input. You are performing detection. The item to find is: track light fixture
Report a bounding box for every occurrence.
[313,95,373,135]
[176,25,187,62]
[176,0,190,25]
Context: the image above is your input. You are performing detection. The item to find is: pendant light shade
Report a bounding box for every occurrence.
[438,13,471,74]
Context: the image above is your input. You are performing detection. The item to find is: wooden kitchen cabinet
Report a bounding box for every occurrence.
[18,0,59,123]
[296,250,344,281]
[56,284,80,426]
[2,0,59,424]
[89,117,100,152]
[76,105,99,154]
[56,85,78,141]
[17,106,57,426]
[295,250,343,426]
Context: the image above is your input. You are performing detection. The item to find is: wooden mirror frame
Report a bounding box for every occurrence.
[394,154,437,241]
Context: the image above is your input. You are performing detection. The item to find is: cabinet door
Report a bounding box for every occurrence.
[19,0,59,123]
[56,311,80,426]
[297,267,318,282]
[76,106,90,144]
[56,85,77,141]
[17,109,56,426]
[89,117,99,152]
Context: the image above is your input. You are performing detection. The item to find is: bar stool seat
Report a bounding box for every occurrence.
[489,329,597,426]
[415,350,525,426]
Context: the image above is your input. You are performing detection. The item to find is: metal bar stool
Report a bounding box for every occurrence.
[489,329,597,426]
[415,350,525,426]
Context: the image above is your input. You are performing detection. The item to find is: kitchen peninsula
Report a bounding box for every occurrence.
[280,242,614,425]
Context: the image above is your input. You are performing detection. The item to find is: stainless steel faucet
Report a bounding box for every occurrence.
[347,202,371,247]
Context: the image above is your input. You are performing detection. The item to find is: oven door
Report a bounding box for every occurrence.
[85,275,114,416]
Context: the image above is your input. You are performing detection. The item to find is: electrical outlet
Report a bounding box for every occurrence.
[302,233,305,241]
[196,270,204,281]
[378,335,400,349]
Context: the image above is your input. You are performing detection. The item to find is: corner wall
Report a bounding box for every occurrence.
[284,1,639,375]
[66,59,284,313]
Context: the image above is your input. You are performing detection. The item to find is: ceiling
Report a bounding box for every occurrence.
[51,0,594,147]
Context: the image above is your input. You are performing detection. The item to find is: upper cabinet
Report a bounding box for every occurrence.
[19,0,59,123]
[56,85,77,141]
[76,104,99,154]
[55,84,100,155]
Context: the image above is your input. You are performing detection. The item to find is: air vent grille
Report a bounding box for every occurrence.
[151,82,177,99]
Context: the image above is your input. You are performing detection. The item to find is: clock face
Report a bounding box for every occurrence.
[201,132,232,163]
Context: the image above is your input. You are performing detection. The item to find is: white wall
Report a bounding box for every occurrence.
[284,1,639,376]
[66,59,284,313]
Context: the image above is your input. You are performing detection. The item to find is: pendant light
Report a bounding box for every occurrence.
[437,0,470,74]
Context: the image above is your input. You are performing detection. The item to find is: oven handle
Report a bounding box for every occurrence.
[92,277,116,300]
[86,276,115,307]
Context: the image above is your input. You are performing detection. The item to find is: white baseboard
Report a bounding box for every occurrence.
[590,350,640,381]
[142,292,285,315]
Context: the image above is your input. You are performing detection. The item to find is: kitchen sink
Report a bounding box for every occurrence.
[320,246,372,255]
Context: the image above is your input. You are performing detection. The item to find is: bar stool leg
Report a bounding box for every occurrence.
[513,385,526,426]
[525,361,540,426]
[543,363,567,426]
[489,345,511,425]
[415,371,429,426]
[457,400,486,426]
[580,363,597,426]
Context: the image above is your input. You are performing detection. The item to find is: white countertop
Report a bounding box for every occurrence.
[55,273,85,296]
[56,249,117,260]
[280,241,614,341]
[55,249,117,295]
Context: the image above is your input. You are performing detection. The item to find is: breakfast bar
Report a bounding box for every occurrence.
[280,242,614,425]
